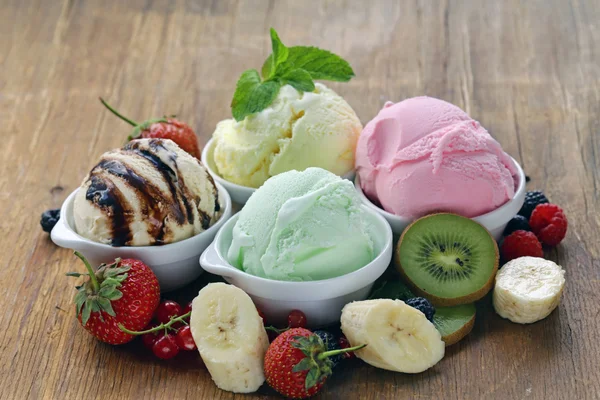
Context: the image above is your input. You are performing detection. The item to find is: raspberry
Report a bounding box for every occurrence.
[529,204,568,246]
[501,230,543,262]
[503,215,531,236]
[518,191,549,219]
[405,297,435,322]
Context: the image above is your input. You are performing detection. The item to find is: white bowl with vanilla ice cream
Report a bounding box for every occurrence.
[202,83,361,205]
[51,138,232,292]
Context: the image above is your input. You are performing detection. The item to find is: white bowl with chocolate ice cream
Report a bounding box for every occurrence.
[51,138,232,292]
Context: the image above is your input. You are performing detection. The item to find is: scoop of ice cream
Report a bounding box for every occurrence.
[356,97,517,219]
[212,83,362,188]
[227,168,375,281]
[74,138,221,246]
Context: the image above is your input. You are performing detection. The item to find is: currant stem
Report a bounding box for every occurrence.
[99,97,139,126]
[265,325,289,334]
[118,311,192,335]
[318,344,366,360]
[73,251,100,292]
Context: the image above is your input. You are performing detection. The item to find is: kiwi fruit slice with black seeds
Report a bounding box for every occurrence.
[433,303,476,346]
[396,213,499,306]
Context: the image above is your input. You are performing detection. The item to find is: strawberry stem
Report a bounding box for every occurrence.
[318,344,366,360]
[99,97,139,127]
[118,311,192,335]
[73,251,100,292]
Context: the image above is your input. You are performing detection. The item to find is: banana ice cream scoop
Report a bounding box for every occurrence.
[212,83,362,188]
[73,138,221,246]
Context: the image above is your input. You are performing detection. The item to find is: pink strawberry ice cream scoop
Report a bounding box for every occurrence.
[355,96,518,219]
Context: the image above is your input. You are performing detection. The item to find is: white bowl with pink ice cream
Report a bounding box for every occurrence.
[354,97,526,240]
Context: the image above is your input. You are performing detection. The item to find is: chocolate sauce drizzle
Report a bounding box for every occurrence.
[84,139,217,247]
[86,174,132,247]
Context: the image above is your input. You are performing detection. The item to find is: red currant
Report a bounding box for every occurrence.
[182,301,193,317]
[152,334,180,360]
[155,300,182,325]
[141,323,162,349]
[175,326,197,351]
[287,309,307,328]
[339,336,355,359]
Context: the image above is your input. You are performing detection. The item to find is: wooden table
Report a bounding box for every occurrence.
[3,0,599,398]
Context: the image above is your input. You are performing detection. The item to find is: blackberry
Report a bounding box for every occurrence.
[503,215,531,236]
[40,209,60,233]
[405,297,435,322]
[313,330,342,367]
[518,191,549,219]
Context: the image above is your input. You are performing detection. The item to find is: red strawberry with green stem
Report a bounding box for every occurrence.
[264,328,366,399]
[67,252,160,345]
[99,98,201,159]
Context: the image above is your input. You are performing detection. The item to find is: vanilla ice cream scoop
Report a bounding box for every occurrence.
[74,138,221,246]
[212,83,362,188]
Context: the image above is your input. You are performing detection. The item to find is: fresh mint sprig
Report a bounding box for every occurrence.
[230,28,355,121]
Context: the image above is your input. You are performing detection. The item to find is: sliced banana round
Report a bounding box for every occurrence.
[341,299,445,373]
[493,256,565,324]
[189,283,269,393]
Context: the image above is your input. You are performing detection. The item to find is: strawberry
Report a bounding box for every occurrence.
[264,328,365,399]
[100,97,201,159]
[67,252,160,345]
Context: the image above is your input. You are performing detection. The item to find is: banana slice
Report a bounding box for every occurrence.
[493,256,565,324]
[189,283,269,393]
[341,299,445,373]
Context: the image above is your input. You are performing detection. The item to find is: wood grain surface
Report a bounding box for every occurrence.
[2,0,599,399]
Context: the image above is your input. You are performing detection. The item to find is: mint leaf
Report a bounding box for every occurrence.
[278,46,354,82]
[261,55,274,79]
[281,68,315,92]
[268,28,288,79]
[231,69,281,121]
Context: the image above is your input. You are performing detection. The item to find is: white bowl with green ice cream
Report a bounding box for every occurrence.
[199,168,393,327]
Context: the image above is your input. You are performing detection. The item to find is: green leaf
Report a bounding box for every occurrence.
[261,55,274,80]
[281,68,315,92]
[305,367,320,389]
[98,286,122,301]
[369,280,415,301]
[231,69,281,121]
[278,46,354,82]
[74,291,87,315]
[65,272,85,277]
[97,297,116,317]
[292,357,314,373]
[268,28,288,78]
[81,300,92,326]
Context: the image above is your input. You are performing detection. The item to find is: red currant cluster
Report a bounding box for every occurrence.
[141,300,196,360]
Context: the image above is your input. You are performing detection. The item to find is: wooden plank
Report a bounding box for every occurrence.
[0,0,598,398]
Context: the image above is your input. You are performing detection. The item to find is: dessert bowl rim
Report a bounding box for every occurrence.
[199,204,393,300]
[354,156,527,226]
[201,138,356,201]
[51,181,232,252]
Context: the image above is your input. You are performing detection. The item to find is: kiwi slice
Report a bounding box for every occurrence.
[433,303,476,346]
[396,213,499,306]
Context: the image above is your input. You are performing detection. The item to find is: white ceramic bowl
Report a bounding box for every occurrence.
[354,158,527,240]
[199,206,393,327]
[202,138,356,205]
[51,183,232,292]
